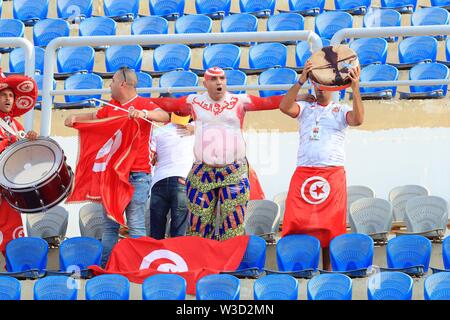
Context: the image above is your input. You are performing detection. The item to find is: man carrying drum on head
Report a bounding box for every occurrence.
[279,52,364,270]
[0,70,38,256]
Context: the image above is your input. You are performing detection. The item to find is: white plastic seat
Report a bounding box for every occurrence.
[26,205,69,247]
[347,185,375,224]
[244,200,280,242]
[272,191,287,230]
[79,203,104,240]
[389,185,429,222]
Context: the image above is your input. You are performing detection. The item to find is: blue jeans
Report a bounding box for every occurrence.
[101,172,151,267]
[150,176,188,240]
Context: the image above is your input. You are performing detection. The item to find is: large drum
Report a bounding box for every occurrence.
[0,137,73,214]
[309,45,359,91]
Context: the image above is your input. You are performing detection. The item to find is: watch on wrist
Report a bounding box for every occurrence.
[142,109,148,119]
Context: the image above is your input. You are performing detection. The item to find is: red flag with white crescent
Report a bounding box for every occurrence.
[0,198,24,257]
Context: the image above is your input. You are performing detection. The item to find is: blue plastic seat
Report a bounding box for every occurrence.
[153,44,191,72]
[34,276,77,300]
[196,274,240,300]
[136,71,153,98]
[6,237,48,272]
[131,16,168,39]
[224,69,247,94]
[0,276,21,300]
[196,0,231,19]
[57,46,95,73]
[411,7,449,41]
[307,274,352,300]
[103,0,139,22]
[254,274,298,300]
[249,43,287,69]
[335,0,371,15]
[13,0,48,26]
[406,62,449,98]
[276,234,321,273]
[363,8,401,42]
[431,0,450,7]
[267,13,304,32]
[315,11,353,42]
[381,0,417,13]
[221,13,258,46]
[0,19,25,54]
[444,236,450,270]
[159,70,198,98]
[424,272,450,300]
[62,73,103,106]
[329,233,374,273]
[349,38,388,65]
[367,272,414,300]
[57,0,93,21]
[239,0,275,18]
[33,18,70,47]
[59,237,102,271]
[85,274,130,300]
[142,274,186,300]
[149,0,185,21]
[287,0,325,16]
[105,45,143,72]
[203,44,241,69]
[34,74,56,109]
[295,41,312,67]
[174,14,213,46]
[398,36,438,64]
[386,235,432,274]
[360,64,399,98]
[79,16,117,37]
[258,67,297,97]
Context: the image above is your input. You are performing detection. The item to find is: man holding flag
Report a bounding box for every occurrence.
[65,67,169,266]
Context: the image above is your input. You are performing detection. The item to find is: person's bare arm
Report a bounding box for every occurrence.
[129,108,170,122]
[346,65,364,127]
[64,112,97,127]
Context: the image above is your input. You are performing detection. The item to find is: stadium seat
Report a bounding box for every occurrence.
[244,200,280,242]
[149,0,185,21]
[57,0,93,22]
[334,0,371,15]
[367,272,414,300]
[131,16,168,49]
[424,272,450,300]
[59,237,103,271]
[6,237,48,272]
[266,13,304,45]
[195,0,231,19]
[329,233,374,276]
[56,46,95,74]
[239,0,275,18]
[358,64,399,99]
[363,8,401,42]
[136,71,153,98]
[85,274,130,300]
[196,274,240,300]
[381,0,417,13]
[295,41,312,67]
[315,11,353,42]
[103,0,139,22]
[9,46,45,75]
[411,7,449,41]
[105,45,143,72]
[401,62,449,99]
[307,274,352,300]
[349,198,393,244]
[34,276,78,300]
[34,74,56,109]
[79,16,117,37]
[403,195,448,239]
[0,19,25,54]
[385,235,432,276]
[248,43,287,69]
[33,18,70,47]
[349,38,388,65]
[258,67,297,97]
[221,13,258,46]
[56,73,103,108]
[79,203,104,240]
[203,44,241,69]
[253,274,298,300]
[398,36,438,65]
[153,44,191,72]
[224,69,247,94]
[272,191,287,228]
[26,206,69,246]
[142,274,186,300]
[159,70,198,98]
[346,185,375,224]
[444,236,450,269]
[174,14,213,47]
[282,0,325,16]
[431,0,450,8]
[0,276,21,300]
[13,0,48,26]
[389,185,429,222]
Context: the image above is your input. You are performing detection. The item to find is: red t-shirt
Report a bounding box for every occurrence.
[0,115,24,154]
[96,96,158,173]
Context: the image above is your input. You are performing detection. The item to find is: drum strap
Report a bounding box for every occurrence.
[0,118,25,139]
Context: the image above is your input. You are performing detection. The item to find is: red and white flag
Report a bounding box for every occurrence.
[0,199,24,256]
[66,116,140,225]
[89,235,250,294]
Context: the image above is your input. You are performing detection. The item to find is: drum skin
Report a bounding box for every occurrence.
[309,45,359,91]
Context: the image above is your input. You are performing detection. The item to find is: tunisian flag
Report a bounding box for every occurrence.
[89,235,249,294]
[0,199,24,256]
[282,166,347,247]
[248,166,265,200]
[66,116,140,225]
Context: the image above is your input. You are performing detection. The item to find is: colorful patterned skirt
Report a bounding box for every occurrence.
[186,161,249,240]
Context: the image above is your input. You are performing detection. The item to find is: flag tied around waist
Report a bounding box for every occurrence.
[66,116,140,225]
[0,199,24,256]
[89,235,250,295]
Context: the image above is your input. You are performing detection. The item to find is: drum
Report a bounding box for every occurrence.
[309,45,359,91]
[0,137,73,214]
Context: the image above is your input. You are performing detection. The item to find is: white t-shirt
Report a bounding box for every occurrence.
[150,123,195,189]
[296,101,352,167]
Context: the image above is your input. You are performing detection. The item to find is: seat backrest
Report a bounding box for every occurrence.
[195,0,231,15]
[404,195,448,233]
[103,0,139,17]
[159,70,198,98]
[203,44,241,69]
[0,276,21,300]
[389,184,429,221]
[349,38,388,65]
[105,45,143,72]
[33,18,70,47]
[136,71,153,98]
[6,237,48,272]
[64,73,103,103]
[57,46,95,73]
[9,46,45,74]
[258,67,297,97]
[386,235,432,272]
[26,206,69,239]
[367,271,413,300]
[13,0,49,21]
[153,44,191,72]
[237,235,266,271]
[398,36,438,64]
[131,16,168,35]
[59,237,103,271]
[79,203,104,240]
[267,12,304,32]
[360,64,399,95]
[335,0,371,10]
[272,191,288,224]
[443,236,450,270]
[249,42,287,69]
[239,0,275,15]
[276,234,321,271]
[85,274,130,300]
[347,185,375,222]
[315,11,353,40]
[289,0,325,12]
[34,276,78,300]
[57,0,93,19]
[0,19,25,38]
[364,8,401,28]
[221,13,258,33]
[79,16,117,37]
[149,0,185,17]
[307,274,352,300]
[196,274,240,300]
[244,200,280,236]
[295,41,312,67]
[411,7,449,26]
[409,62,449,95]
[424,272,450,300]
[253,274,298,300]
[329,233,374,271]
[224,69,247,94]
[174,14,212,34]
[142,274,186,300]
[381,0,417,10]
[349,198,393,235]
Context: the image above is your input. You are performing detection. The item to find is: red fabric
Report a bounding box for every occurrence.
[0,198,24,256]
[66,116,141,225]
[282,166,347,247]
[150,96,190,116]
[245,95,283,111]
[0,117,24,153]
[0,72,38,116]
[89,235,250,295]
[96,96,159,173]
[249,166,265,200]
